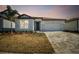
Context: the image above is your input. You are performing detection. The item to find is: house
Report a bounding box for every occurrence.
[0,6,66,32]
[1,6,79,32]
[15,14,66,32]
[64,18,79,32]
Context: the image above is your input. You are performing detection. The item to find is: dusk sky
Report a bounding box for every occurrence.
[0,5,79,19]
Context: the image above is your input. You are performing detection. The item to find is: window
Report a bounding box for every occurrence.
[20,20,28,29]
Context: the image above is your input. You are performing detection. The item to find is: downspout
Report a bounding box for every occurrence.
[77,19,78,32]
[33,19,35,32]
[64,20,66,31]
[2,19,4,32]
[11,17,13,33]
[41,18,43,32]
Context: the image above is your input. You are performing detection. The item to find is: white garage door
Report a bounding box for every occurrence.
[41,21,64,31]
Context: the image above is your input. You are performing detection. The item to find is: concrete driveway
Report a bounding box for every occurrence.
[45,31,79,54]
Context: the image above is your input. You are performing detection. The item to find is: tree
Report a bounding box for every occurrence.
[5,5,19,33]
[0,5,20,33]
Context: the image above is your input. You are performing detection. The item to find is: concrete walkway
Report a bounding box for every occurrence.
[45,31,79,54]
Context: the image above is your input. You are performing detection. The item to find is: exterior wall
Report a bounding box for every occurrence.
[3,19,15,32]
[40,21,65,31]
[15,19,34,32]
[64,20,77,31]
[0,19,15,32]
[3,19,11,28]
[3,20,15,28]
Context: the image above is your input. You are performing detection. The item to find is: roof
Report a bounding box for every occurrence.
[42,17,66,21]
[33,17,66,21]
[17,15,66,21]
[31,17,43,19]
[65,17,79,23]
[17,14,32,19]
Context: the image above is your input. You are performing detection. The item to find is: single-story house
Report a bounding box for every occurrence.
[0,13,79,32]
[15,14,66,32]
[0,6,79,32]
[64,18,79,32]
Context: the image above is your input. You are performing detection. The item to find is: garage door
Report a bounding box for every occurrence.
[41,21,64,31]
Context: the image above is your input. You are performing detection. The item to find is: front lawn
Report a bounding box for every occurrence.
[0,33,54,53]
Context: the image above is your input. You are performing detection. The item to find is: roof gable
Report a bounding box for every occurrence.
[18,14,32,19]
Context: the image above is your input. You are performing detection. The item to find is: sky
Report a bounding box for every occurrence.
[0,5,79,19]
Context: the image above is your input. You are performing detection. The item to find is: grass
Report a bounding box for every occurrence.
[0,33,54,54]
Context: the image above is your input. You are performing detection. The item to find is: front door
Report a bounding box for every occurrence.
[34,21,40,31]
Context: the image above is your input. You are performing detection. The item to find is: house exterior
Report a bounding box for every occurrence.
[0,18,15,32]
[64,18,79,32]
[15,14,66,32]
[0,6,79,32]
[1,13,79,32]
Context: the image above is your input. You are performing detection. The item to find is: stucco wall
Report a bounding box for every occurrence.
[64,20,77,31]
[3,19,11,28]
[0,19,15,32]
[3,19,15,29]
[40,21,65,31]
[15,19,34,32]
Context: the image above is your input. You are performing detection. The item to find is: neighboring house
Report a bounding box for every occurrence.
[0,18,15,32]
[15,14,66,32]
[64,18,79,32]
